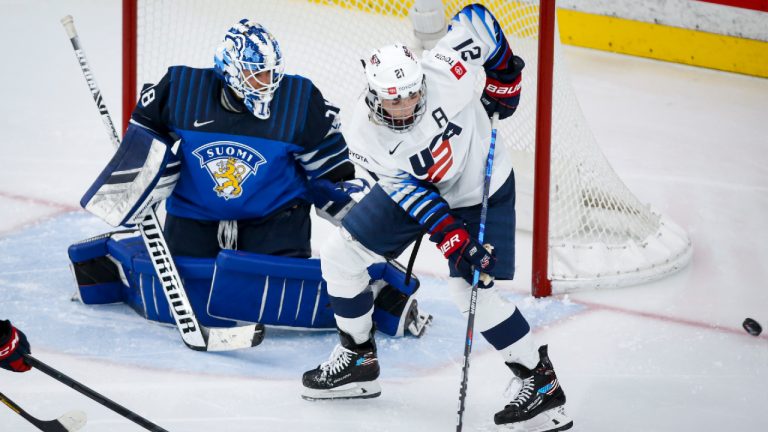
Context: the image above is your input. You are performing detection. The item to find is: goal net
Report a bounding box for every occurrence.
[124,0,692,295]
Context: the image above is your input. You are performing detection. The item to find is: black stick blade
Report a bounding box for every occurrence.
[0,392,86,431]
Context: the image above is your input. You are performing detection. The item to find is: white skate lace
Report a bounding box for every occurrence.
[507,376,535,407]
[320,344,353,378]
[503,376,523,399]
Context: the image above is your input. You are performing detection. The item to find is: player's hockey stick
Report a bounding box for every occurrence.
[21,354,168,432]
[455,113,499,432]
[0,391,86,432]
[61,14,264,351]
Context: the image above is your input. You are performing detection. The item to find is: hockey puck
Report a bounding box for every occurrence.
[742,318,762,336]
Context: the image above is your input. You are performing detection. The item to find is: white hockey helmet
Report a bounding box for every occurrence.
[363,43,427,132]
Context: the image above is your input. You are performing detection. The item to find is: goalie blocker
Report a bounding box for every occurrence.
[67,232,431,337]
[80,124,180,227]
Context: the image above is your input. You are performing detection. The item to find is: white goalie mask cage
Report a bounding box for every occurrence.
[363,43,427,132]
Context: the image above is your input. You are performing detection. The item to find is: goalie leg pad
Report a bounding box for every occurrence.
[207,250,337,329]
[207,249,427,335]
[68,233,125,305]
[81,124,180,227]
[68,232,234,327]
[368,260,432,337]
[69,233,427,335]
[372,284,432,337]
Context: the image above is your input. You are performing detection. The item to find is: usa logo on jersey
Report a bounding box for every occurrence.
[193,141,266,200]
[409,123,463,183]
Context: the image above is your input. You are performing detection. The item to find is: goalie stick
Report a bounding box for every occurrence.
[0,391,86,432]
[60,14,263,351]
[455,113,499,432]
[22,354,168,432]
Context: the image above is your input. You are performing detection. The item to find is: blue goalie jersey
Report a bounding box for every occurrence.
[130,66,352,221]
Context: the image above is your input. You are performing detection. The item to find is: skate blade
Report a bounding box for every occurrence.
[301,380,382,401]
[407,311,433,337]
[499,406,572,432]
[59,410,87,431]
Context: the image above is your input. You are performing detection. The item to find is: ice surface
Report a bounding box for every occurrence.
[1,1,766,431]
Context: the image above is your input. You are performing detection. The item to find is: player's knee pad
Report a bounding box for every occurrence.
[447,277,532,354]
[320,227,381,298]
[322,240,429,338]
[81,124,179,227]
[447,277,516,333]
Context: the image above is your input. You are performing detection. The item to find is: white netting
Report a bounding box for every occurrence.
[132,0,691,292]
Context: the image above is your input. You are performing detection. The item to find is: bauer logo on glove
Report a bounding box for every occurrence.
[440,233,464,255]
[481,54,525,120]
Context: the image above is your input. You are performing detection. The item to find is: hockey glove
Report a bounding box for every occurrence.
[481,55,525,120]
[309,178,370,224]
[430,221,496,288]
[0,320,31,373]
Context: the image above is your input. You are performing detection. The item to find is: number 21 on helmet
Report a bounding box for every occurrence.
[362,43,427,133]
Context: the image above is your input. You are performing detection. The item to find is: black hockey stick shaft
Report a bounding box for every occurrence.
[455,113,499,431]
[0,391,79,432]
[404,230,423,286]
[22,354,169,432]
[60,15,263,351]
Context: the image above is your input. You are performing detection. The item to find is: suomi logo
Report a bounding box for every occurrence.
[193,141,266,200]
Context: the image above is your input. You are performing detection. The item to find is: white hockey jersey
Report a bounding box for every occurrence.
[344,5,516,232]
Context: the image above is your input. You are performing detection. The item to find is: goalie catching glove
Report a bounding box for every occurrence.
[0,320,31,373]
[481,55,524,120]
[309,178,370,224]
[430,217,496,288]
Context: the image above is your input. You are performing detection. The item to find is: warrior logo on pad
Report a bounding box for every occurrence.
[193,141,266,200]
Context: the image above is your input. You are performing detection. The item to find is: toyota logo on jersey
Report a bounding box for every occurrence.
[193,141,267,200]
[408,122,463,183]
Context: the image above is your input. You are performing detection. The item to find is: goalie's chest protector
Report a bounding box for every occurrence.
[162,67,315,221]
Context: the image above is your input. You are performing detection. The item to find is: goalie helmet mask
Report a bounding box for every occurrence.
[363,44,427,133]
[214,19,285,119]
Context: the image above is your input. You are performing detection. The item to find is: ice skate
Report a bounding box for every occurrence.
[494,345,573,431]
[301,330,381,400]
